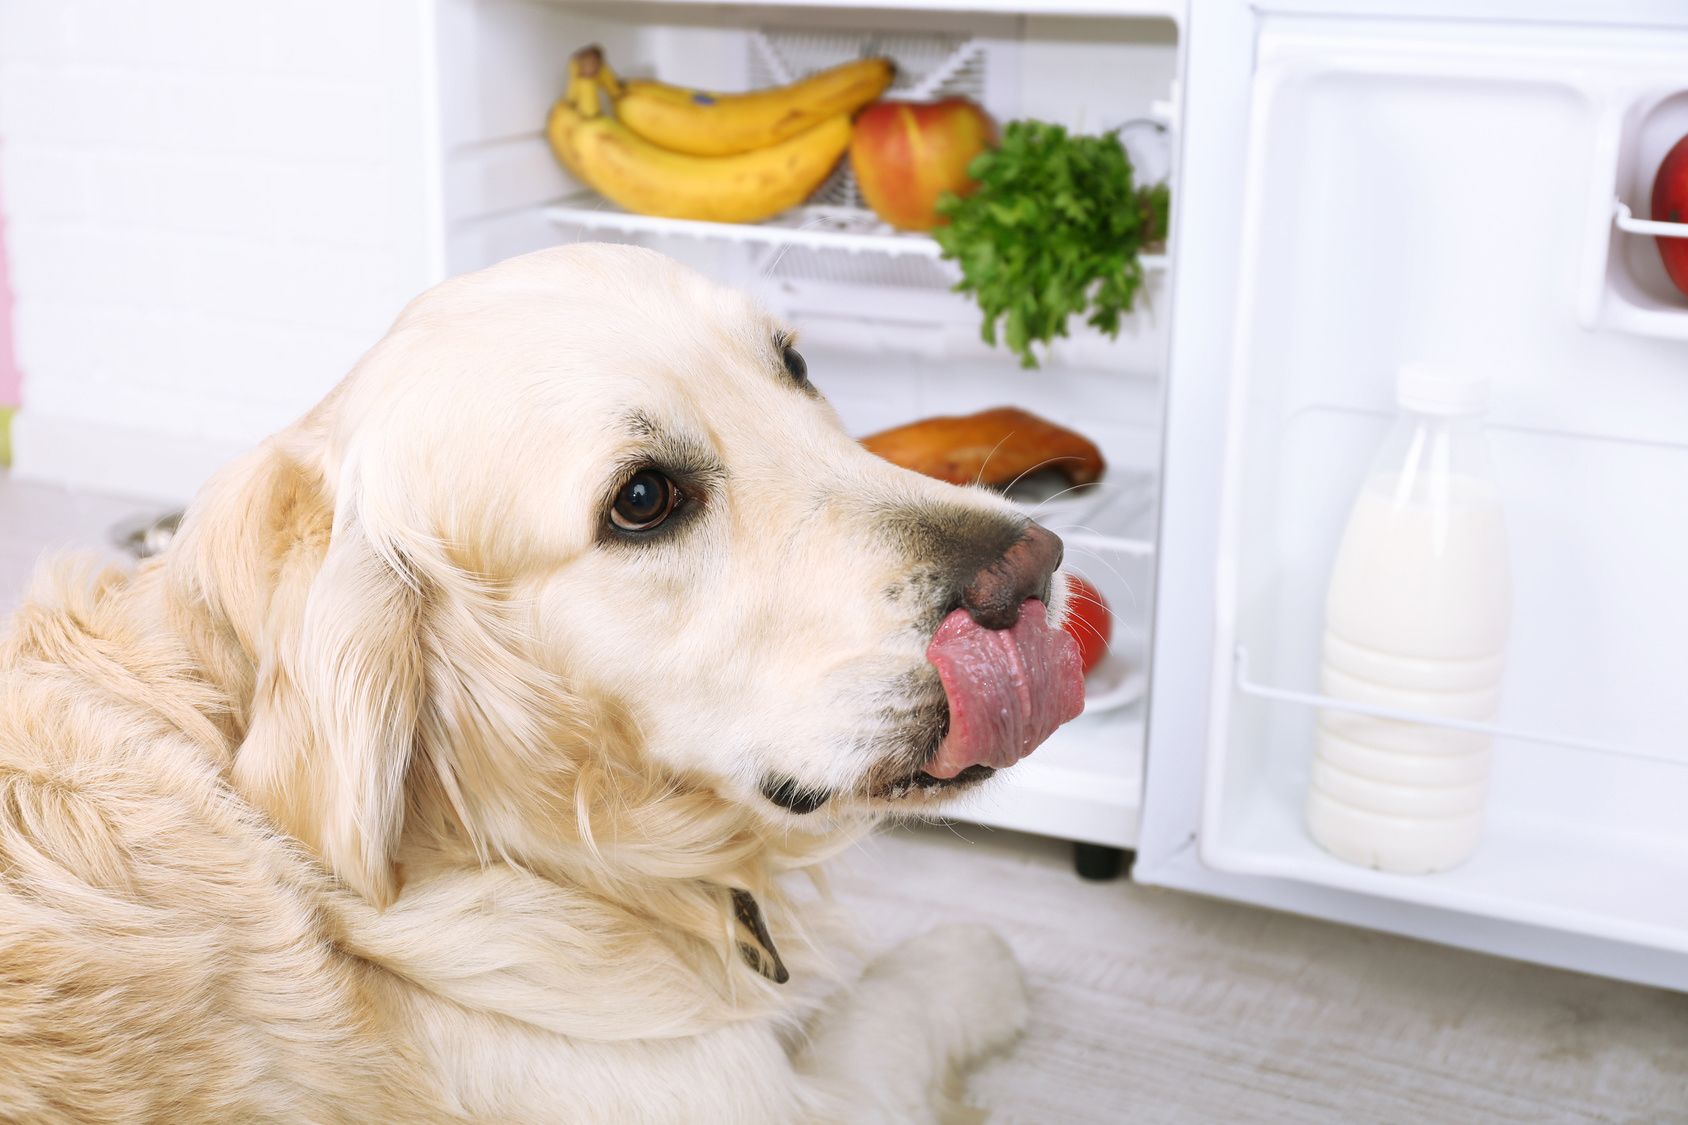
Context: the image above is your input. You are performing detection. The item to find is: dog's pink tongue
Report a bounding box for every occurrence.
[923,600,1084,779]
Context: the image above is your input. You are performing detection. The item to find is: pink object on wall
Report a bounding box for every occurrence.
[0,180,18,407]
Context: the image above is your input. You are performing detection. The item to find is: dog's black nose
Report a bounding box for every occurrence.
[959,523,1064,630]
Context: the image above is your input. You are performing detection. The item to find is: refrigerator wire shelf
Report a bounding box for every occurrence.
[1232,645,1681,767]
[1034,466,1159,558]
[749,28,986,101]
[545,197,945,258]
[749,27,988,215]
[543,197,1170,286]
[755,243,959,292]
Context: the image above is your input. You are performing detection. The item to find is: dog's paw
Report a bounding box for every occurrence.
[869,924,1029,1062]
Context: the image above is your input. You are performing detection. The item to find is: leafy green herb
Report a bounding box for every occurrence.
[933,121,1169,368]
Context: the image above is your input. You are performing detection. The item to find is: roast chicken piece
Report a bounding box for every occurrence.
[860,407,1106,489]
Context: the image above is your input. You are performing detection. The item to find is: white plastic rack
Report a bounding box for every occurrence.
[544,197,942,258]
[544,194,1171,272]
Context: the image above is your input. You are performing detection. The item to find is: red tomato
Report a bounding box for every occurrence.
[1651,133,1688,299]
[1061,574,1112,677]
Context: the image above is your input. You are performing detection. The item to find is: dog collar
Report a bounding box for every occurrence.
[731,889,788,984]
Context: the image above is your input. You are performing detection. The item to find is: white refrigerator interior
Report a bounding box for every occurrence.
[430,0,1183,852]
[1139,0,1688,992]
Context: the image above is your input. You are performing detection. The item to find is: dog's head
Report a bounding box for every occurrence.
[180,244,1083,906]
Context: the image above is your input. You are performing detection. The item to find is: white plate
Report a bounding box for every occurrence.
[1081,646,1146,716]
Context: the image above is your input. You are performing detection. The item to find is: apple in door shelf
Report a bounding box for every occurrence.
[849,98,997,231]
[1654,132,1688,300]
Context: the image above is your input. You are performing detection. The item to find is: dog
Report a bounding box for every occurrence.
[0,244,1085,1123]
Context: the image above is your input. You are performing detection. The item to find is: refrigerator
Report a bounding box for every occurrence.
[430,0,1688,991]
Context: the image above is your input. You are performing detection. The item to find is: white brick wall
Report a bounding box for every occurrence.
[0,0,437,501]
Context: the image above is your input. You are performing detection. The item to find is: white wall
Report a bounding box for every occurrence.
[0,0,438,501]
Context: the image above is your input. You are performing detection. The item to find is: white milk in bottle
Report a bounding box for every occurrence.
[1306,365,1511,874]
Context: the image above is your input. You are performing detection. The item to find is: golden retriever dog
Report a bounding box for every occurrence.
[0,244,1085,1123]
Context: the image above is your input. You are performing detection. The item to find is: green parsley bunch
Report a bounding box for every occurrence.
[933,120,1169,368]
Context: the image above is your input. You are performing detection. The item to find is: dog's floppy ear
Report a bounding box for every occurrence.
[235,500,426,909]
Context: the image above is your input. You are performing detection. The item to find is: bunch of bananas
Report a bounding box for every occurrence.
[546,47,893,225]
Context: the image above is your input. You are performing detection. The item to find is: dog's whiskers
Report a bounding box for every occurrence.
[1060,549,1139,609]
[1000,455,1083,497]
[972,431,1017,489]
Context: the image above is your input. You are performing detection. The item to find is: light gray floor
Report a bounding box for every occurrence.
[4,475,1687,1123]
[836,823,1688,1124]
[0,474,166,604]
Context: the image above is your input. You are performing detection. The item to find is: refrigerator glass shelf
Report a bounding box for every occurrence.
[1232,645,1679,767]
[1061,531,1154,558]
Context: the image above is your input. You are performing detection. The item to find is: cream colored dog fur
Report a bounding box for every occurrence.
[0,244,1064,1123]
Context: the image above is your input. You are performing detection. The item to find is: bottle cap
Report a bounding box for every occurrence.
[1395,363,1489,416]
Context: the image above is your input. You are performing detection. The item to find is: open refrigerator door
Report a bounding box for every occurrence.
[1138,0,1688,990]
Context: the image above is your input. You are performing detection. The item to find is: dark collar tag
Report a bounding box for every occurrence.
[731,889,789,984]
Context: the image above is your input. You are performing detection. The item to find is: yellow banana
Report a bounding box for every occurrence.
[549,64,602,182]
[613,57,893,157]
[548,50,853,225]
[549,102,851,224]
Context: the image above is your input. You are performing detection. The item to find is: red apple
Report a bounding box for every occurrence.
[1061,574,1112,678]
[849,98,995,231]
[1651,133,1688,300]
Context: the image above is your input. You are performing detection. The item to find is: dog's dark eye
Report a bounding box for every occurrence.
[611,470,680,532]
[781,344,807,385]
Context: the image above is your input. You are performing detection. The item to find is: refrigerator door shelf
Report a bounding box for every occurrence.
[1212,643,1688,956]
[1585,86,1688,339]
[1614,200,1688,241]
[1142,2,1688,991]
[1204,766,1688,958]
[1230,645,1677,766]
